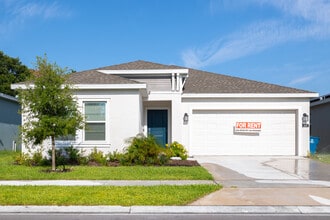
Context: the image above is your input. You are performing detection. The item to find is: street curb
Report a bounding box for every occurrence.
[0,206,329,214]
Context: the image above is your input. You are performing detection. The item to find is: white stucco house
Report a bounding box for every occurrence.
[12,60,318,156]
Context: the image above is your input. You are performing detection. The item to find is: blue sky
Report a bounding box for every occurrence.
[1,0,330,95]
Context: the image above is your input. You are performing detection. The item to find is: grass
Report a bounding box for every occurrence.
[311,153,330,164]
[0,151,213,180]
[0,184,221,206]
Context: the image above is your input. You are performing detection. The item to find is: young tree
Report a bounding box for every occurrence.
[18,55,84,171]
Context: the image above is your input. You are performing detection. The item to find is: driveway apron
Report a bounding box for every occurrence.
[192,156,330,206]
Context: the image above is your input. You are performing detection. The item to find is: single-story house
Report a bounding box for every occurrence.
[12,60,318,156]
[310,94,330,152]
[0,92,21,151]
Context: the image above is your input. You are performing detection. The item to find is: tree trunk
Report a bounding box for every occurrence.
[51,135,56,171]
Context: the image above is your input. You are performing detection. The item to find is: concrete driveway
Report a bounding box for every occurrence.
[192,156,330,206]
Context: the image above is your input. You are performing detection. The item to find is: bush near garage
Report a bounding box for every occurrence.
[166,141,188,160]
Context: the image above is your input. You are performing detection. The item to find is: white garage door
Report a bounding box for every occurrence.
[190,110,296,155]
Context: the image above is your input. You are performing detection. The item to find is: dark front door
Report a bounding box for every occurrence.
[147,109,168,147]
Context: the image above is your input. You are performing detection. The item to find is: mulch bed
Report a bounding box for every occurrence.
[165,159,200,166]
[107,159,200,167]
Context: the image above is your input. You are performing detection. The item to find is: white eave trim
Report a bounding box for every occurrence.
[97,69,189,75]
[11,84,31,90]
[73,84,147,89]
[182,93,319,98]
[11,83,147,90]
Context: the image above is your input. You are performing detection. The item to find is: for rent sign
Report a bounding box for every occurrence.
[235,122,262,133]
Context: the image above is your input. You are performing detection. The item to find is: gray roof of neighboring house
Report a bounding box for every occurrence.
[71,60,310,94]
[0,92,18,102]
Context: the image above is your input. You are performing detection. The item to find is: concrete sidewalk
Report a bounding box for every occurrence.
[0,205,330,214]
[0,180,215,186]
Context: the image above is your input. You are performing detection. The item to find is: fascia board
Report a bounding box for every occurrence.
[11,83,147,90]
[97,69,189,75]
[75,84,147,89]
[182,93,319,98]
[11,84,33,89]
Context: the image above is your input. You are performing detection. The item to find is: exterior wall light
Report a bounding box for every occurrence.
[183,113,189,124]
[302,113,309,127]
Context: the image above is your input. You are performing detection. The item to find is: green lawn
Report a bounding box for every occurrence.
[0,151,213,180]
[312,153,330,164]
[0,184,221,206]
[0,151,220,206]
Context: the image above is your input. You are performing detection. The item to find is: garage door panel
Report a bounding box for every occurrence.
[190,110,296,155]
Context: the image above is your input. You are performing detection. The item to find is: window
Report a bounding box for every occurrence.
[84,101,106,141]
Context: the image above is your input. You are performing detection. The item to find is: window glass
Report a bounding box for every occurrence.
[85,102,105,121]
[85,123,105,141]
[84,101,106,141]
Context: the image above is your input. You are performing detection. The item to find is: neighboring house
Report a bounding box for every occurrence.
[12,60,318,156]
[310,94,330,152]
[0,92,21,151]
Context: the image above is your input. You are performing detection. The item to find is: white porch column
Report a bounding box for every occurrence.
[171,73,175,91]
[176,73,180,91]
[171,93,183,143]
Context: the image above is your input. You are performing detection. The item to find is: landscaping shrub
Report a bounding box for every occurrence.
[87,148,107,166]
[108,150,125,164]
[14,152,32,166]
[14,150,46,166]
[166,141,188,160]
[42,146,86,169]
[46,148,68,170]
[64,146,85,165]
[124,134,169,165]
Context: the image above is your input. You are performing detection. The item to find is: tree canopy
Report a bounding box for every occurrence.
[18,55,84,171]
[0,51,31,96]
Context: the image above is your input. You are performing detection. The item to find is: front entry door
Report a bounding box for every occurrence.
[147,110,168,146]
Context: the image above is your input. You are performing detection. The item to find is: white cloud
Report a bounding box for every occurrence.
[0,0,72,38]
[182,0,330,68]
[288,75,315,86]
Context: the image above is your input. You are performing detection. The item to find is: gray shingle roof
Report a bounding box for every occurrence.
[69,60,312,93]
[182,68,311,94]
[97,60,180,70]
[67,70,141,84]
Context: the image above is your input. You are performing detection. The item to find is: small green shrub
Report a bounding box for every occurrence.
[14,153,32,166]
[31,150,46,166]
[64,146,85,165]
[88,148,107,165]
[167,141,188,160]
[46,148,68,169]
[124,134,169,165]
[14,150,47,166]
[108,150,125,163]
